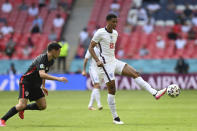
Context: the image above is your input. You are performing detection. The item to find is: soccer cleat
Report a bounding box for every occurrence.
[19,111,24,119]
[88,106,96,110]
[98,106,103,110]
[0,119,6,127]
[155,88,167,100]
[113,117,124,125]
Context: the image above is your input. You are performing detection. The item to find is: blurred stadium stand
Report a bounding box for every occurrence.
[86,0,197,59]
[0,0,73,60]
[0,0,197,74]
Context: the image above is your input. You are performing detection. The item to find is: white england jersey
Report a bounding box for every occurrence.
[92,28,118,63]
[85,47,100,67]
[85,48,104,84]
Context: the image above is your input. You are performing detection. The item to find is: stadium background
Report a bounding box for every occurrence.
[0,0,197,90]
[0,0,197,131]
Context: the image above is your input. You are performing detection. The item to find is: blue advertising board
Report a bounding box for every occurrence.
[0,74,87,91]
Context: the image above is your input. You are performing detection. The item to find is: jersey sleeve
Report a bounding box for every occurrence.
[85,50,91,59]
[36,57,47,71]
[92,30,102,43]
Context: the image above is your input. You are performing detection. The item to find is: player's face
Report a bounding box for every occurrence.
[52,49,61,59]
[109,18,118,29]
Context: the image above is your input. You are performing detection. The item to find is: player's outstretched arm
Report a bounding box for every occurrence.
[89,41,103,67]
[39,70,68,82]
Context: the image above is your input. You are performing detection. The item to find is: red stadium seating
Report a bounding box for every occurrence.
[87,0,197,59]
[0,0,73,59]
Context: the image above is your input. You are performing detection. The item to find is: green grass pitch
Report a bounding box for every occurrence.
[0,90,197,131]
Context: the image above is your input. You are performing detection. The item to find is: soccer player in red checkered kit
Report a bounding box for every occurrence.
[88,14,167,124]
[0,42,68,126]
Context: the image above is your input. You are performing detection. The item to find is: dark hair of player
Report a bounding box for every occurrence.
[47,42,62,51]
[106,14,117,21]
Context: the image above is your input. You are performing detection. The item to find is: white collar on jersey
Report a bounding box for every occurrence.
[105,27,113,33]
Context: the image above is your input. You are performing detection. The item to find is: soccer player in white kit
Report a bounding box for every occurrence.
[88,14,167,124]
[82,48,103,110]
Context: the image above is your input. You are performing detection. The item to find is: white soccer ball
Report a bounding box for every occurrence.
[167,84,180,98]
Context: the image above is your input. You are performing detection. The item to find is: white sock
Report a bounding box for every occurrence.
[94,88,102,107]
[88,88,96,107]
[134,77,157,95]
[107,94,118,119]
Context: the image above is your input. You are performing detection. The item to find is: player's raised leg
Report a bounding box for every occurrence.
[121,64,166,99]
[106,80,124,124]
[0,98,28,126]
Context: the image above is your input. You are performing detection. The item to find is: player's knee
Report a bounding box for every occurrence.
[134,71,140,78]
[107,82,116,95]
[94,84,100,89]
[16,104,27,110]
[39,104,47,110]
[108,90,116,95]
[108,85,116,95]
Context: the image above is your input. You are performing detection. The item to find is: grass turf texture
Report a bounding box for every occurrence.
[0,90,197,131]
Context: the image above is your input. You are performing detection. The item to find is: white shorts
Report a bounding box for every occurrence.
[98,59,126,83]
[89,65,104,84]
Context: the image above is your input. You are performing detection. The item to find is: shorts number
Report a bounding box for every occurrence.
[110,43,114,49]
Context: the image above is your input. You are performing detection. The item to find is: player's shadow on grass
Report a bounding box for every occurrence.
[12,124,83,128]
[124,122,179,126]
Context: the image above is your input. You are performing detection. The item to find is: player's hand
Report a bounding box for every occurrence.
[58,77,68,83]
[82,70,87,76]
[96,60,103,67]
[42,87,48,96]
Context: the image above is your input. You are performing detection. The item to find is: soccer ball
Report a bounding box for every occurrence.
[167,84,180,98]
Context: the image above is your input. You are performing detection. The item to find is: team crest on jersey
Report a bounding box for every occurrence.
[40,64,45,69]
[25,91,29,97]
[110,43,114,49]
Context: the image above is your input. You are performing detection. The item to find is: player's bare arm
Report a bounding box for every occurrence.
[41,79,48,96]
[39,70,68,82]
[89,41,103,67]
[82,58,88,76]
[42,79,46,88]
